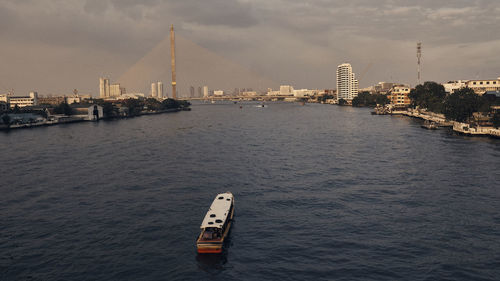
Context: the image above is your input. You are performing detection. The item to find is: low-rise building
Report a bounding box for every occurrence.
[466,78,500,95]
[280,85,294,96]
[72,105,103,121]
[443,80,468,94]
[9,92,38,108]
[214,90,224,96]
[38,96,66,105]
[387,85,411,107]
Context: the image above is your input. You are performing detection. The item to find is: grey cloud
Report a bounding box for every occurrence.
[168,0,258,28]
[1,0,499,94]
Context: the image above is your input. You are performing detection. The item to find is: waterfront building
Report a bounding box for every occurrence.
[151,82,157,98]
[9,92,38,108]
[336,63,358,101]
[214,90,224,96]
[387,85,411,107]
[157,82,164,99]
[465,78,500,95]
[203,86,209,97]
[198,87,202,98]
[72,105,104,121]
[99,77,110,98]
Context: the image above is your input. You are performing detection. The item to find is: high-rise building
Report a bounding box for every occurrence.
[157,82,163,99]
[110,84,123,97]
[151,82,157,98]
[336,63,358,101]
[190,86,195,97]
[99,77,110,98]
[203,86,209,97]
[198,87,202,97]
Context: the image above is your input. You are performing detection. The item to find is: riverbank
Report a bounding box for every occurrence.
[0,107,188,131]
[372,106,500,138]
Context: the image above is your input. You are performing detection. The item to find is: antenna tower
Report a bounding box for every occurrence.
[417,42,422,85]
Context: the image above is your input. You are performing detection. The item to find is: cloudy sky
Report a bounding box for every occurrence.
[1,0,500,96]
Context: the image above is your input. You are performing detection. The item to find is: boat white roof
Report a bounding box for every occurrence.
[200,192,233,229]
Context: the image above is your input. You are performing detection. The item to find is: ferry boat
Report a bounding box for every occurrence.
[196,192,234,254]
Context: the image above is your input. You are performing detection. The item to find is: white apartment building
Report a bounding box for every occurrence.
[99,77,110,98]
[203,86,209,97]
[280,85,294,96]
[9,92,38,108]
[466,78,500,95]
[443,80,468,94]
[151,82,157,98]
[336,63,358,101]
[157,82,164,99]
[109,84,125,97]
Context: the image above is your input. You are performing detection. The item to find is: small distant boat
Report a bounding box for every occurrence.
[196,192,235,254]
[255,103,267,108]
[211,100,215,104]
[421,120,438,130]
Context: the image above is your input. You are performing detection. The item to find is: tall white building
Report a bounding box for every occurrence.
[151,82,157,98]
[99,77,110,98]
[109,84,124,97]
[157,82,164,99]
[336,63,358,101]
[203,86,209,97]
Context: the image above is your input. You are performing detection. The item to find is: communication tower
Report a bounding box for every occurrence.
[417,42,422,85]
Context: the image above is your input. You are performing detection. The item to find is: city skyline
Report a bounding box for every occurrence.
[1,0,500,95]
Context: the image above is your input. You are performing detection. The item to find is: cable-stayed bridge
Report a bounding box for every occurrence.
[118,31,278,98]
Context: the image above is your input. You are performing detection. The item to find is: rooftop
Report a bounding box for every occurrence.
[200,192,233,229]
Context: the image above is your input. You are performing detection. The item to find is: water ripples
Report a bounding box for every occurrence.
[1,102,499,280]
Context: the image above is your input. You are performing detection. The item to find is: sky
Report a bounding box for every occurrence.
[1,0,500,96]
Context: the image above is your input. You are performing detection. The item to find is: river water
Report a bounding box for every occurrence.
[1,102,499,280]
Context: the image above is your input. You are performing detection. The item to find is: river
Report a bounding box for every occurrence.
[1,102,499,280]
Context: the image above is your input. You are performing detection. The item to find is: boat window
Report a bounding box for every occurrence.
[218,197,224,199]
[210,214,216,218]
[215,219,223,223]
[226,198,230,201]
[208,222,214,225]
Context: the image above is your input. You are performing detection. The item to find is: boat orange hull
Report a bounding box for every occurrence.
[197,247,222,254]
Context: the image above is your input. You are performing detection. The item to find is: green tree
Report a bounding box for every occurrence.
[54,102,73,115]
[145,98,162,111]
[338,99,348,106]
[409,81,446,113]
[442,87,481,122]
[102,102,116,118]
[122,99,144,116]
[161,98,180,109]
[13,104,21,114]
[1,114,11,125]
[375,94,390,106]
